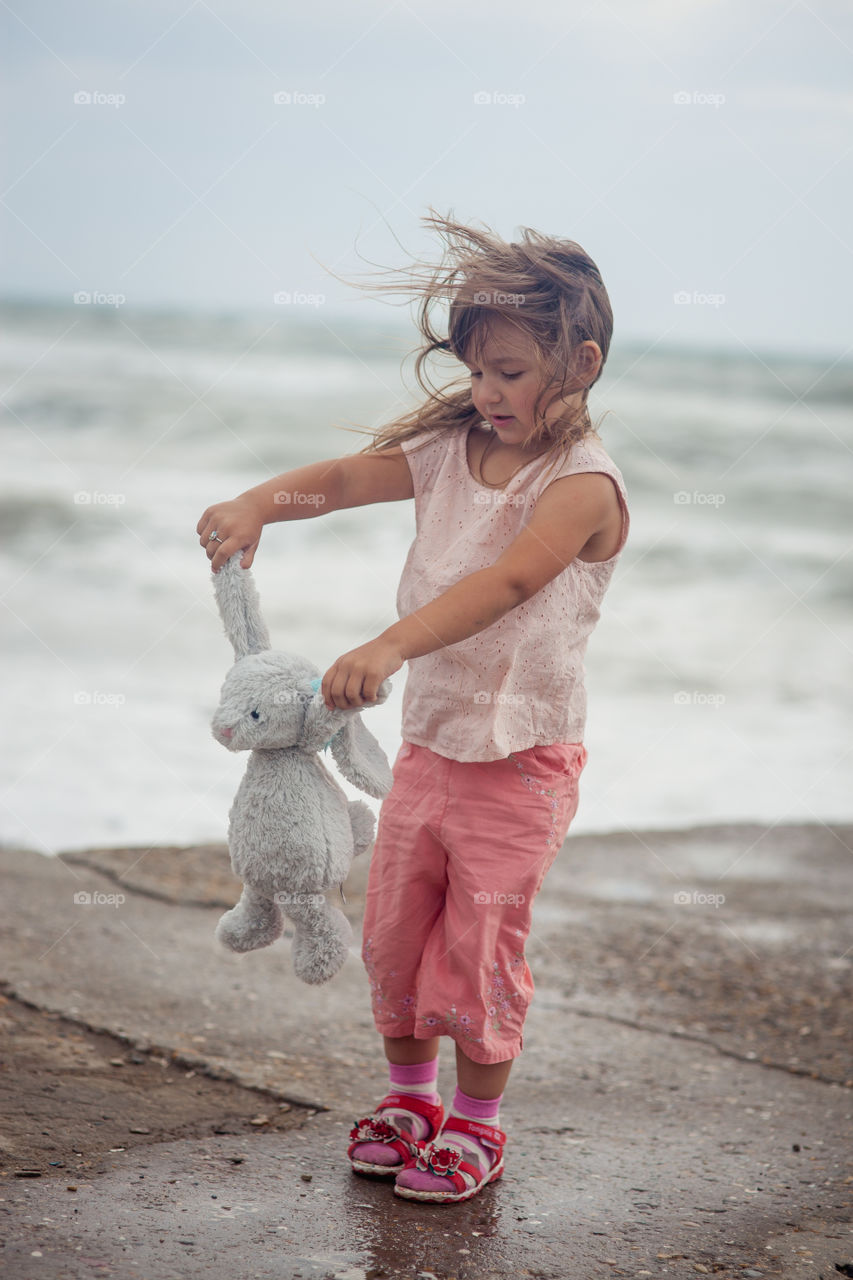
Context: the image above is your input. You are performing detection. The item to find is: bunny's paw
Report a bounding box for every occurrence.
[216,888,284,952]
[292,909,353,984]
[348,799,376,857]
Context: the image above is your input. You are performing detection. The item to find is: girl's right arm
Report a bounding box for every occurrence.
[197,448,413,571]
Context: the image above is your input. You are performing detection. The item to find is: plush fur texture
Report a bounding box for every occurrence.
[210,552,393,984]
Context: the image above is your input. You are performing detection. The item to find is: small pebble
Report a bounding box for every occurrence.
[300,1173,312,1183]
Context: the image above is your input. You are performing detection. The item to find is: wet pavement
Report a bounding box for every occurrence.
[0,822,851,1278]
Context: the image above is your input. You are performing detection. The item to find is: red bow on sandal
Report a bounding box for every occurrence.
[347,1092,444,1177]
[394,1115,506,1203]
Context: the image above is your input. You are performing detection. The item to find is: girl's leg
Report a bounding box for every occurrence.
[385,1034,440,1065]
[394,1044,510,1195]
[348,1033,444,1172]
[455,1042,512,1098]
[395,747,587,1198]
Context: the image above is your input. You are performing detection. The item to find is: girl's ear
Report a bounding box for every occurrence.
[212,553,271,660]
[574,339,602,385]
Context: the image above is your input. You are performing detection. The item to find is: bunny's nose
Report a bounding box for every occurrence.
[220,726,234,739]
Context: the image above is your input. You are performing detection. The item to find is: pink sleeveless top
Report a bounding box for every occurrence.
[396,424,630,761]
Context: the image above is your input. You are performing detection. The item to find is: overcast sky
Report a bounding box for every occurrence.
[2,0,851,356]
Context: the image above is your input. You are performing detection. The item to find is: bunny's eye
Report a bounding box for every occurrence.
[250,709,261,720]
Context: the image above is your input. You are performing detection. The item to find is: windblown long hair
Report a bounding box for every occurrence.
[346,211,613,458]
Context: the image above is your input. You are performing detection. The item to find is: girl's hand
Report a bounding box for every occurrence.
[322,637,405,710]
[197,497,264,571]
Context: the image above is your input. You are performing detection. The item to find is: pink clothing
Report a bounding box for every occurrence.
[362,739,588,1064]
[397,425,630,761]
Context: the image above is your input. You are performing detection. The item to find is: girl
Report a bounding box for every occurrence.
[197,214,629,1205]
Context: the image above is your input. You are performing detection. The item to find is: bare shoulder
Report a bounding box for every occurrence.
[536,471,624,563]
[337,446,414,508]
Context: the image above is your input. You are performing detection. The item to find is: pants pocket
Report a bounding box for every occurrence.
[526,741,588,781]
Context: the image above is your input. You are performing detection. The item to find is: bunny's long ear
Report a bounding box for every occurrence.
[329,713,394,799]
[299,680,394,798]
[212,552,271,659]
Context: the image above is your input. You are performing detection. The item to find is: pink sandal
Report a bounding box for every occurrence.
[348,1092,445,1178]
[393,1115,506,1203]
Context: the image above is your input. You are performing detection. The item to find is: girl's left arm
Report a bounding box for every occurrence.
[322,471,620,709]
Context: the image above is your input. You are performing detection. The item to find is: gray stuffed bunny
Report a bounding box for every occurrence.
[210,551,393,984]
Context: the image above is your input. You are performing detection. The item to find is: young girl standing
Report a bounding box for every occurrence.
[198,214,629,1204]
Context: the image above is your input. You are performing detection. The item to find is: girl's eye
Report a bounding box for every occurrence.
[250,709,260,720]
[502,372,522,380]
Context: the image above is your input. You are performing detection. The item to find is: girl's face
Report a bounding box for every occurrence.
[461,314,599,448]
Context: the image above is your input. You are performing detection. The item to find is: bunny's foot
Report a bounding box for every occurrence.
[290,901,353,985]
[216,885,283,952]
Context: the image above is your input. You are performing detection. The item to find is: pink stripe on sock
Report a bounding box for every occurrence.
[453,1085,502,1122]
[389,1057,438,1089]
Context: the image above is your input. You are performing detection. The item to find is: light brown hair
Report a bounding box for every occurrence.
[347,211,613,457]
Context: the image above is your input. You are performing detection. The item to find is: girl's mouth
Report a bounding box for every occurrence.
[492,415,514,425]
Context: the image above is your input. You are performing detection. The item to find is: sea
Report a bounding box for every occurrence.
[1,299,851,854]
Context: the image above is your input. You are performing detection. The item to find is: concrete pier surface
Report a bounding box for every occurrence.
[1,821,851,1279]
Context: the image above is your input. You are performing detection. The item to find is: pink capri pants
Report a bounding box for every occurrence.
[361,739,588,1065]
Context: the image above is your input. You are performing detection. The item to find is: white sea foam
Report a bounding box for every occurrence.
[1,302,851,852]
